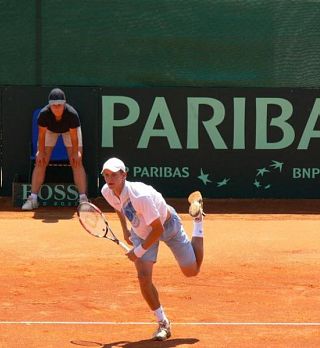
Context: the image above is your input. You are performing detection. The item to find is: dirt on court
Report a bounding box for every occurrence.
[0,197,320,348]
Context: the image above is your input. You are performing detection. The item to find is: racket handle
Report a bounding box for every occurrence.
[118,240,130,252]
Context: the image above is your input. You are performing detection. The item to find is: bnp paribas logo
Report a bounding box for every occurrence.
[194,160,284,190]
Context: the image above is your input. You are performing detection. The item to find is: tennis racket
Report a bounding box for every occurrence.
[77,202,130,252]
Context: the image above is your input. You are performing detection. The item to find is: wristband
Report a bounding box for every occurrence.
[134,244,147,258]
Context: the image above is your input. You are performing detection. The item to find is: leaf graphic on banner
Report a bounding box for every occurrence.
[270,160,283,172]
[253,180,261,188]
[197,168,212,185]
[256,167,270,176]
[216,178,230,187]
[253,160,285,190]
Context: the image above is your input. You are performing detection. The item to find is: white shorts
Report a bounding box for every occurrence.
[45,127,83,147]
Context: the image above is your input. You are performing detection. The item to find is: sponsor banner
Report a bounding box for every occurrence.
[100,87,320,198]
[12,182,79,207]
[3,86,320,199]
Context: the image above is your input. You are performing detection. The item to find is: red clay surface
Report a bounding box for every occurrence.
[1,197,320,347]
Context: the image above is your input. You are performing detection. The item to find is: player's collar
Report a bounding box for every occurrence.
[119,182,129,201]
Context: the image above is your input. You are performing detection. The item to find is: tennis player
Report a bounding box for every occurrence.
[101,157,204,341]
[22,88,88,210]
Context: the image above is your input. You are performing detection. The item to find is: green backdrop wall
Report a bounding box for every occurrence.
[1,1,320,199]
[0,1,320,87]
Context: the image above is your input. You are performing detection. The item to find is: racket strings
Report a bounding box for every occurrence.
[79,207,108,238]
[77,202,129,251]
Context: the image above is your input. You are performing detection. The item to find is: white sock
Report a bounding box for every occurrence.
[154,306,168,323]
[79,194,87,200]
[192,220,204,238]
[30,193,38,200]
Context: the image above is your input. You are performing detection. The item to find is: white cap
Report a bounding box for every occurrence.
[101,157,126,173]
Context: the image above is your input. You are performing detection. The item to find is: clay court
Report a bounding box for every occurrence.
[1,197,320,347]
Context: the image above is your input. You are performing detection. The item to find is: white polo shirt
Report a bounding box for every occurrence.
[101,181,168,240]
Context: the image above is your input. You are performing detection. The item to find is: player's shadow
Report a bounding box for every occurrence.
[71,338,199,347]
[32,206,76,223]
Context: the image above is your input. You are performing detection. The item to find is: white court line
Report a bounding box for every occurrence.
[0,321,320,326]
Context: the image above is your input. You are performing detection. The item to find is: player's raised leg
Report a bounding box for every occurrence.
[169,191,204,277]
[188,191,205,269]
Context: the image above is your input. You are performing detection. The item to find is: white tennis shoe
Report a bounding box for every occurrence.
[153,320,171,341]
[22,196,39,210]
[188,191,205,222]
